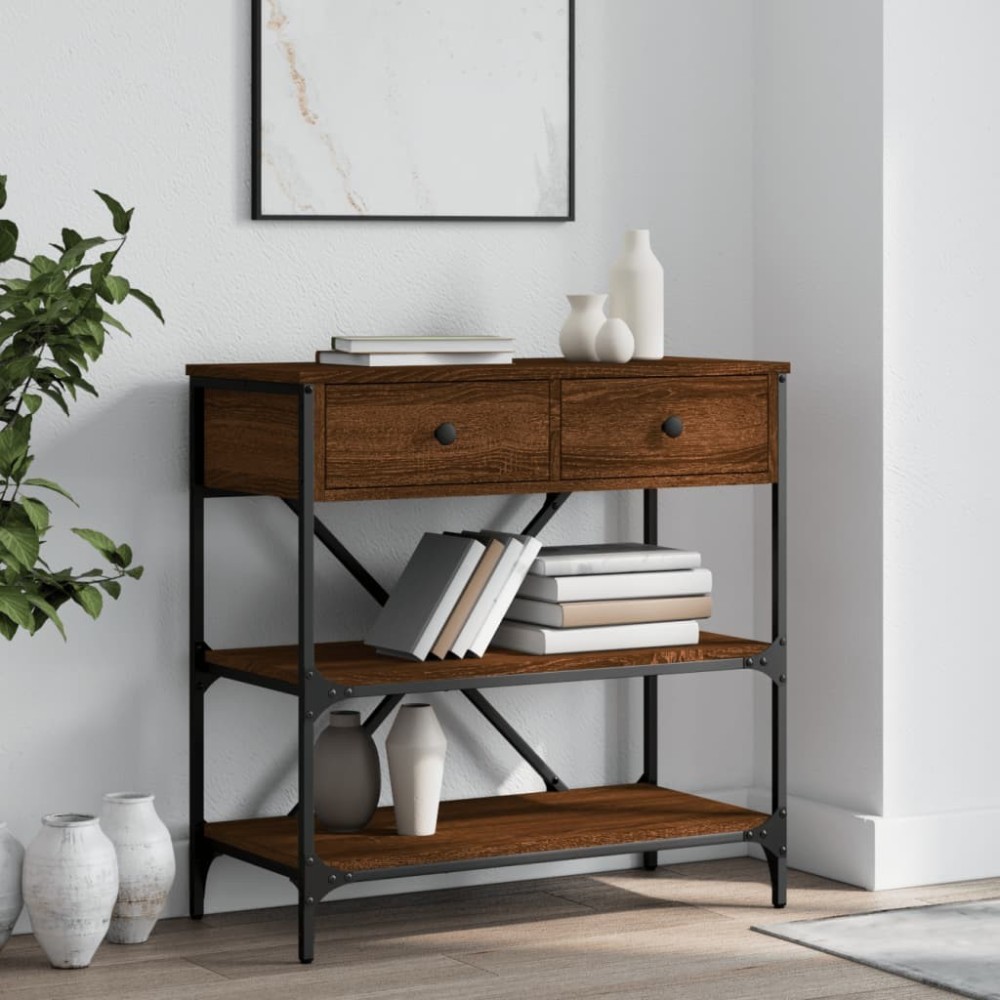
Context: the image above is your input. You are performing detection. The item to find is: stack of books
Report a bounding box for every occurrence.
[365,530,542,661]
[491,543,712,654]
[317,335,515,367]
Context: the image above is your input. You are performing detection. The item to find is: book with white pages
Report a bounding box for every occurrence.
[317,350,513,367]
[517,567,713,604]
[505,594,713,629]
[366,533,486,661]
[491,619,700,655]
[461,530,542,658]
[448,536,525,658]
[332,335,515,353]
[528,543,701,577]
[430,538,506,659]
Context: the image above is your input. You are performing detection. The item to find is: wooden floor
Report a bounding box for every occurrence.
[2,858,997,999]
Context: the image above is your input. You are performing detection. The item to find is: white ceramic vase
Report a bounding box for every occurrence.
[386,704,447,836]
[23,814,118,969]
[609,229,664,359]
[558,294,606,361]
[314,711,381,832]
[100,793,175,944]
[595,318,635,363]
[0,823,24,953]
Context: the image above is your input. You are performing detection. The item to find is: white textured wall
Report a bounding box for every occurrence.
[753,0,885,885]
[878,0,1000,886]
[1,0,756,920]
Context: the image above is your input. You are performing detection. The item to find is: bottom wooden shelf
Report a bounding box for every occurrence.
[205,784,767,877]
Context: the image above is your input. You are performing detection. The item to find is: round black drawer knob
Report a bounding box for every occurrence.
[434,422,458,446]
[661,415,684,438]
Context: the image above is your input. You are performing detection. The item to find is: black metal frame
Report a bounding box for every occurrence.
[189,373,788,963]
[250,0,576,223]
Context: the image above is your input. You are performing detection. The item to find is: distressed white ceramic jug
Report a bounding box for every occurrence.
[23,814,118,968]
[0,822,24,952]
[101,793,175,944]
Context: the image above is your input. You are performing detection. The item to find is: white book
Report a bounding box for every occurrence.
[491,619,700,655]
[517,568,713,603]
[450,537,526,658]
[464,531,543,658]
[317,350,513,367]
[528,543,701,577]
[333,335,516,354]
[366,533,486,660]
[505,594,713,629]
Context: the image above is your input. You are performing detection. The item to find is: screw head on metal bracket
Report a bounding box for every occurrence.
[761,829,768,838]
[345,688,354,697]
[744,657,754,667]
[328,688,337,698]
[306,896,315,904]
[779,846,787,855]
[306,711,315,720]
[306,857,314,865]
[328,874,338,884]
[779,674,786,684]
[779,808,787,818]
[746,831,754,839]
[345,873,353,882]
[760,657,768,667]
[779,637,787,646]
[306,670,314,680]
[779,374,786,383]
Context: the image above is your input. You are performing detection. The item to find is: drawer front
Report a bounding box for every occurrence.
[560,376,771,480]
[325,381,550,489]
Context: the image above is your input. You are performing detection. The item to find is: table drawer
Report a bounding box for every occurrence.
[560,376,771,481]
[325,381,550,490]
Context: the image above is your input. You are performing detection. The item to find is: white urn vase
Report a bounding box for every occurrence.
[100,793,176,944]
[558,294,606,361]
[386,704,447,836]
[608,229,664,359]
[0,823,24,953]
[23,814,118,969]
[595,318,635,363]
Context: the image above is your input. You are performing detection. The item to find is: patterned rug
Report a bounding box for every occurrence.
[755,899,1000,1000]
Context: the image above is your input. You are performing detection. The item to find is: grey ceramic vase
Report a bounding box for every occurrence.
[314,711,381,832]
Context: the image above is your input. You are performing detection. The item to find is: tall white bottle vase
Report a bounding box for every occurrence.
[608,229,664,359]
[100,793,176,944]
[23,814,118,969]
[386,704,447,836]
[558,294,606,361]
[0,823,24,952]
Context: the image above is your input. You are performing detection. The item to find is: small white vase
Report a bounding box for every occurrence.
[314,711,381,832]
[386,704,447,836]
[23,814,118,969]
[558,294,606,361]
[595,318,635,363]
[0,823,24,953]
[100,793,176,945]
[609,229,664,359]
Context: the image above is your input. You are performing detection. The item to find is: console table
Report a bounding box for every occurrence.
[186,356,790,963]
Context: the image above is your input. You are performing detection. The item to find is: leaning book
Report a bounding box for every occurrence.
[366,533,486,661]
[491,619,700,655]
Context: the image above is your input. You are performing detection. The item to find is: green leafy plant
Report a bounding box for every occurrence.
[0,174,163,640]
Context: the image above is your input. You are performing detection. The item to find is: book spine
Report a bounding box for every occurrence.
[518,568,713,603]
[529,551,701,576]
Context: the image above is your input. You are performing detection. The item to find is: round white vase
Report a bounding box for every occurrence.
[558,294,606,361]
[0,822,24,953]
[314,711,381,832]
[23,814,118,969]
[100,793,176,945]
[595,318,635,363]
[386,704,447,836]
[608,229,664,359]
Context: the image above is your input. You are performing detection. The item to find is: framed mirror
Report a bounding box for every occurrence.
[253,1,574,221]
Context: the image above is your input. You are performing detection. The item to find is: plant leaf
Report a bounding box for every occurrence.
[97,579,122,600]
[23,394,43,415]
[125,565,144,580]
[23,478,77,504]
[25,593,65,639]
[0,614,16,640]
[0,522,39,571]
[128,287,164,322]
[94,190,132,235]
[71,527,118,558]
[0,174,6,210]
[103,274,130,304]
[61,228,82,249]
[0,220,18,263]
[0,589,33,630]
[72,584,103,620]
[20,497,50,534]
[114,542,132,567]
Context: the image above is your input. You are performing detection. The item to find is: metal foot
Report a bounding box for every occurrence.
[765,849,787,908]
[298,891,316,964]
[642,851,658,871]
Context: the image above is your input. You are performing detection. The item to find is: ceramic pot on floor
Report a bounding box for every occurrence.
[314,711,381,832]
[100,793,175,944]
[386,704,447,836]
[23,814,118,969]
[0,822,24,953]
